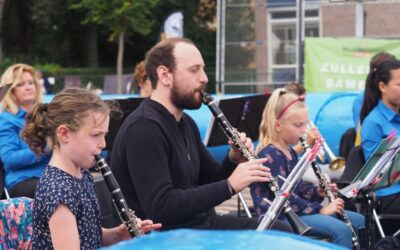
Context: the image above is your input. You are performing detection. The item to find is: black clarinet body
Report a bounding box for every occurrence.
[200,91,310,234]
[200,91,280,191]
[94,155,143,238]
[299,138,360,249]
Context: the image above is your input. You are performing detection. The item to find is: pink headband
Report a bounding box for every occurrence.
[276,95,305,120]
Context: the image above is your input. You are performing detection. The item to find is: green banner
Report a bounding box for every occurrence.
[304,37,400,92]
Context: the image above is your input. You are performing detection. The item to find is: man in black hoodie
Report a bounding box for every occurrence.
[111,38,291,232]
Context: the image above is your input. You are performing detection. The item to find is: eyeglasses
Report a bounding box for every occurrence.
[276,95,305,120]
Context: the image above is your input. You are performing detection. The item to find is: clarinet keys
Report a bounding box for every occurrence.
[95,155,143,238]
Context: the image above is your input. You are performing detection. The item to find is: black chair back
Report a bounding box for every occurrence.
[0,161,5,199]
[339,146,365,185]
[339,128,357,161]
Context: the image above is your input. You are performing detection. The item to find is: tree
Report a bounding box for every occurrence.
[150,0,217,91]
[29,0,86,66]
[0,0,5,63]
[70,0,159,93]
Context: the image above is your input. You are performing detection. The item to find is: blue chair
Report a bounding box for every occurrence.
[0,162,34,248]
[0,197,34,249]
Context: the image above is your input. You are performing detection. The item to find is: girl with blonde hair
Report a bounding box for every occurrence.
[251,88,364,249]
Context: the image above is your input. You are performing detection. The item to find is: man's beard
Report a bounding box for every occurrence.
[170,82,203,110]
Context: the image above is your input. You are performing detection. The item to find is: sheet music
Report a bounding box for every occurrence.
[351,137,400,195]
[340,180,362,198]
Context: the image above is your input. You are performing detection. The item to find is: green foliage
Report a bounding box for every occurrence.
[225,3,256,77]
[69,0,159,39]
[0,57,23,74]
[1,0,218,93]
[33,63,63,75]
[149,0,217,92]
[28,0,85,66]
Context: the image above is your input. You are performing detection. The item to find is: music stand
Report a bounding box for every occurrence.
[105,97,145,152]
[341,136,400,196]
[0,83,12,102]
[203,94,270,147]
[340,136,400,249]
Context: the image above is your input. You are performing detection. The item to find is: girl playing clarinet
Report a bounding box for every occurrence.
[250,88,364,249]
[22,88,161,249]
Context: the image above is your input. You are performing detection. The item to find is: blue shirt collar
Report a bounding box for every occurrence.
[16,107,27,118]
[377,99,399,122]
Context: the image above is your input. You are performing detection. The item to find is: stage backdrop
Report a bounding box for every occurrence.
[304,37,400,93]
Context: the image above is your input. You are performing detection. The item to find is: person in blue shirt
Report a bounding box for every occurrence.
[359,58,400,237]
[360,59,400,161]
[251,88,365,249]
[352,52,395,139]
[0,63,50,198]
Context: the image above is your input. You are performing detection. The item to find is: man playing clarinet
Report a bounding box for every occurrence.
[110,38,292,232]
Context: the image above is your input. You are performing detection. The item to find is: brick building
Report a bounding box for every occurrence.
[222,0,400,93]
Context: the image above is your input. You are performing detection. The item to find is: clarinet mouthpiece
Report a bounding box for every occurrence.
[199,90,213,104]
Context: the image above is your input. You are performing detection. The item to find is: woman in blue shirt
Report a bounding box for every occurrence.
[360,59,400,161]
[0,63,50,198]
[353,52,395,130]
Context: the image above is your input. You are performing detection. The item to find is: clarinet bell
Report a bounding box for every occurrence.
[285,209,312,235]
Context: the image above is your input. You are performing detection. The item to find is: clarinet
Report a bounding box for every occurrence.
[299,138,360,250]
[200,91,310,234]
[94,155,143,238]
[257,146,317,233]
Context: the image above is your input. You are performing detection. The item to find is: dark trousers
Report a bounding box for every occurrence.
[9,177,39,199]
[209,214,293,233]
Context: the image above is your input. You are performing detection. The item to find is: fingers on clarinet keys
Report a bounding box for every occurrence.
[328,183,339,195]
[239,132,254,152]
[335,198,345,214]
[228,133,254,163]
[230,160,270,192]
[320,198,345,215]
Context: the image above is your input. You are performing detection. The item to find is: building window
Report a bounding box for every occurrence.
[269,8,319,83]
[272,25,296,65]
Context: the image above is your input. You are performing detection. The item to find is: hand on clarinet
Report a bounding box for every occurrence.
[137,219,162,234]
[320,198,345,216]
[317,182,339,198]
[328,183,339,197]
[228,132,254,164]
[116,219,162,241]
[305,126,320,147]
[227,158,270,193]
